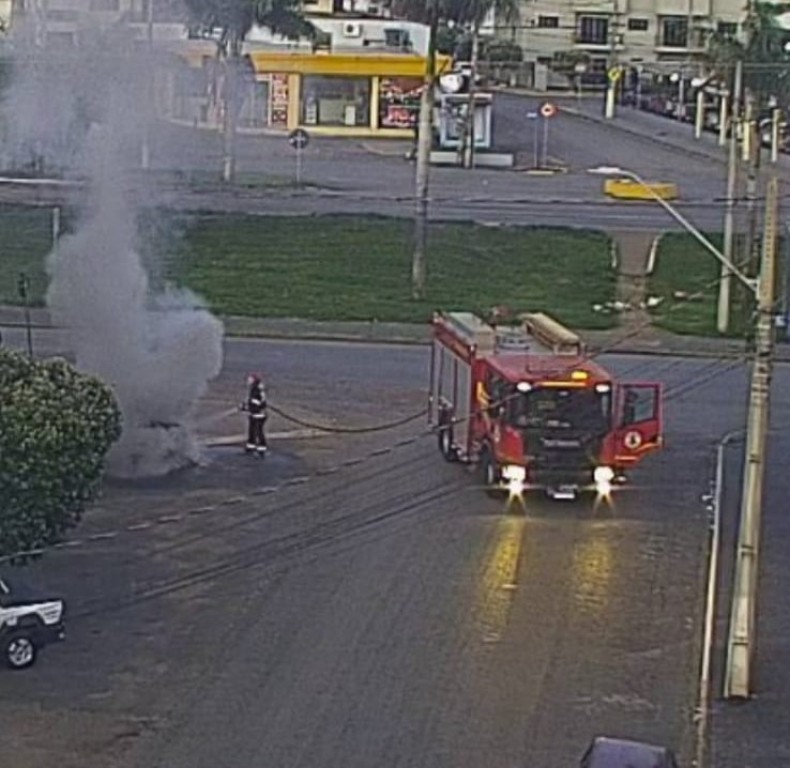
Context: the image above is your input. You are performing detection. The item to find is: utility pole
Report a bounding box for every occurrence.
[141,0,154,170]
[604,0,621,119]
[741,94,761,339]
[460,26,479,169]
[724,175,779,700]
[412,0,438,300]
[718,59,742,334]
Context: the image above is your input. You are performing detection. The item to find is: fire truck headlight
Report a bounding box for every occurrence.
[502,465,526,483]
[516,381,532,393]
[594,466,615,496]
[502,465,526,496]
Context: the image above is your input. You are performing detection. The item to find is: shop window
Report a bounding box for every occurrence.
[378,77,421,129]
[301,76,371,127]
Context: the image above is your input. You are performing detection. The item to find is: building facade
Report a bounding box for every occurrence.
[510,0,746,77]
[0,0,450,138]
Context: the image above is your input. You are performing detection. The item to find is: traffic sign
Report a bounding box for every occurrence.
[288,129,310,151]
[608,67,622,83]
[539,102,557,119]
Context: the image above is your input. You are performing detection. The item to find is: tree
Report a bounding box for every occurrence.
[183,0,314,182]
[454,0,519,167]
[389,0,520,166]
[0,349,121,561]
[706,2,790,107]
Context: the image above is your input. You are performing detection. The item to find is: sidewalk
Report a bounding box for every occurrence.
[559,99,790,180]
[2,304,786,362]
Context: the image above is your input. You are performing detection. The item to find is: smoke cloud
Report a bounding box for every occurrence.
[2,28,225,478]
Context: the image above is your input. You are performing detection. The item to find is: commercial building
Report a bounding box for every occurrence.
[0,0,450,138]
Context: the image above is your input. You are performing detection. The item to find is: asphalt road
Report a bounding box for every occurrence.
[0,94,739,233]
[2,333,784,768]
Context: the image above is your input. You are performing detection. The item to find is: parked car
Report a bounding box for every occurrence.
[580,736,680,768]
[0,575,65,670]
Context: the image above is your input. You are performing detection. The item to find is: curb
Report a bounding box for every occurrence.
[4,311,790,363]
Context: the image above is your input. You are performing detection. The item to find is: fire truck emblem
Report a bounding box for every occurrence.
[624,430,642,450]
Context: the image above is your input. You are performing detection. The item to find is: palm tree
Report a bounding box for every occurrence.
[184,0,314,182]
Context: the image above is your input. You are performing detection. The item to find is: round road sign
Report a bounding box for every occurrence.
[288,128,310,151]
[540,102,557,119]
[624,430,642,450]
[608,67,622,83]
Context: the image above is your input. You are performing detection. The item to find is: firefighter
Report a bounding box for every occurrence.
[242,373,268,456]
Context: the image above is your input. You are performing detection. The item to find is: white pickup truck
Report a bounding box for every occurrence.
[0,576,65,670]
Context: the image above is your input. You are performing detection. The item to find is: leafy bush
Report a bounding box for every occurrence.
[0,349,122,561]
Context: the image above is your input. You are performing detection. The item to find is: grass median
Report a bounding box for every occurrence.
[0,207,617,330]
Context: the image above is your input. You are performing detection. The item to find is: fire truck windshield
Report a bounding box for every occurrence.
[507,386,612,432]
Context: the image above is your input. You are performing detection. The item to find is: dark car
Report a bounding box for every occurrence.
[581,736,680,768]
[0,575,66,670]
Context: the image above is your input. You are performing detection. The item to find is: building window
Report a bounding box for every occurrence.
[627,18,649,31]
[717,20,738,38]
[537,15,559,28]
[661,16,688,47]
[301,76,371,127]
[577,15,609,45]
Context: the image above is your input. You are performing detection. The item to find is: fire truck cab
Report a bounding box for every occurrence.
[429,311,663,500]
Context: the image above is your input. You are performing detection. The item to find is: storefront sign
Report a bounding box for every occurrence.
[378,78,421,130]
[270,73,289,126]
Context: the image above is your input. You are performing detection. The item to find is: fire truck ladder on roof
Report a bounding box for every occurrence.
[521,312,586,356]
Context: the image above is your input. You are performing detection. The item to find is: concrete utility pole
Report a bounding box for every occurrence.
[718,59,742,334]
[725,175,779,700]
[604,0,621,120]
[412,0,438,300]
[460,26,479,169]
[141,0,154,170]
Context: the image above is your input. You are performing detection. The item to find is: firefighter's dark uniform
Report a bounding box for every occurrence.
[245,379,268,455]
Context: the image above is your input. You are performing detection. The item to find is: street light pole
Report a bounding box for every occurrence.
[724,175,779,700]
[719,59,743,334]
[588,166,755,292]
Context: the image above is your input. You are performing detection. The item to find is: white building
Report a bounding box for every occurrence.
[508,0,745,75]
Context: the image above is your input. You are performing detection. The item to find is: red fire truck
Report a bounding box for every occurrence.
[429,311,663,500]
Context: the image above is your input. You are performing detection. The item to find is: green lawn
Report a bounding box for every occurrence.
[648,232,755,337]
[0,207,618,329]
[169,214,616,328]
[0,206,58,306]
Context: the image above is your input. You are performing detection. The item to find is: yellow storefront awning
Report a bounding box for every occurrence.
[248,50,453,78]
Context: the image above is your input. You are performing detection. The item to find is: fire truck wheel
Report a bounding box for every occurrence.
[438,422,457,462]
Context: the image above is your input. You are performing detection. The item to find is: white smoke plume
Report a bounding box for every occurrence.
[2,30,224,478]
